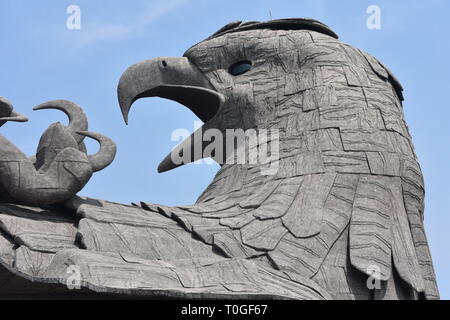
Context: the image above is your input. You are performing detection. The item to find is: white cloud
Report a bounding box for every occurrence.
[139,0,189,26]
[78,23,132,45]
[66,0,189,47]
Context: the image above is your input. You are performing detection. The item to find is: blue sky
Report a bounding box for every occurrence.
[1,0,449,299]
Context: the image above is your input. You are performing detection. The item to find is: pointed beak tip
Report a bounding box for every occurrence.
[118,99,131,125]
[157,157,176,173]
[157,162,167,173]
[2,112,29,123]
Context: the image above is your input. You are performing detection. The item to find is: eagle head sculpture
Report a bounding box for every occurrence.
[117,19,439,299]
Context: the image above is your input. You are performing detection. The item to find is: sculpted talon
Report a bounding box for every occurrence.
[0,99,115,206]
[33,99,88,143]
[76,131,117,172]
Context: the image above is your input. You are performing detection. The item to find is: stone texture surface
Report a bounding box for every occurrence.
[0,200,329,299]
[0,100,116,207]
[0,18,439,299]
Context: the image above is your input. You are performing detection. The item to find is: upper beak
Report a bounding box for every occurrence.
[117,56,224,124]
[0,110,28,123]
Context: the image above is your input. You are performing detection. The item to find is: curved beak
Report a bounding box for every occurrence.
[117,56,224,124]
[0,110,28,123]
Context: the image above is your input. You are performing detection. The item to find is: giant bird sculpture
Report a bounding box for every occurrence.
[0,19,439,300]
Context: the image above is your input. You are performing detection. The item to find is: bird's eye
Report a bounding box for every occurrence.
[228,61,252,76]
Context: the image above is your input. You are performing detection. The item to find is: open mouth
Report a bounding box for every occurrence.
[117,57,224,125]
[117,56,225,172]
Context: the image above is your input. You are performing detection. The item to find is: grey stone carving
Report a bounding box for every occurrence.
[0,98,116,206]
[0,18,439,300]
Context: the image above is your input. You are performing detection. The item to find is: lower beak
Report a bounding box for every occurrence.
[0,110,28,123]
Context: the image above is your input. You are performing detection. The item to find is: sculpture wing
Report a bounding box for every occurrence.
[143,172,360,297]
[0,199,330,299]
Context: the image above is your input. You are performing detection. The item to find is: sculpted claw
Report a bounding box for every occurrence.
[0,99,116,206]
[33,99,88,153]
[33,99,88,143]
[76,131,117,172]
